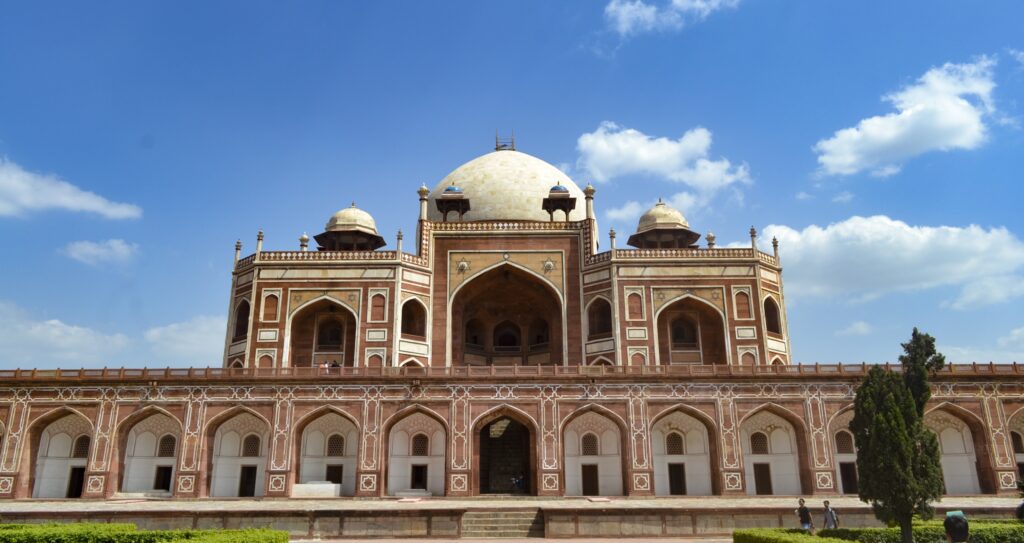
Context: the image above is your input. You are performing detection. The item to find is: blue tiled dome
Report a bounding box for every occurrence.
[550,184,570,192]
[444,185,464,193]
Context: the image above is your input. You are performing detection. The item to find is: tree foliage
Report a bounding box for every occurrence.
[850,330,946,543]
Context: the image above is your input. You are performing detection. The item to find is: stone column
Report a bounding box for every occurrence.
[0,395,29,498]
[264,393,294,497]
[80,395,117,498]
[716,392,746,495]
[173,392,206,498]
[447,387,472,496]
[355,388,384,496]
[537,386,562,496]
[625,386,654,495]
[804,390,835,495]
[984,393,1018,494]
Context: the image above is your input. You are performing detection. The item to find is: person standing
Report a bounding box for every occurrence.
[822,500,839,530]
[943,511,969,542]
[795,498,814,533]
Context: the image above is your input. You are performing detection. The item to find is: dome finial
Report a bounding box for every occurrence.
[351,201,356,208]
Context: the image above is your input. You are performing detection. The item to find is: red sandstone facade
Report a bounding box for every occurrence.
[0,148,1021,501]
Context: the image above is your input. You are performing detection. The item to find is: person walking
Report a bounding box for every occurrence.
[795,498,814,533]
[822,500,839,530]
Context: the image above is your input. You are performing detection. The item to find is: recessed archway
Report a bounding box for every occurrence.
[739,405,811,495]
[294,409,359,496]
[385,409,446,496]
[289,298,358,368]
[924,405,993,494]
[473,407,538,495]
[651,408,716,496]
[30,411,93,498]
[206,409,270,497]
[451,265,563,366]
[118,410,181,495]
[562,408,626,496]
[655,296,728,365]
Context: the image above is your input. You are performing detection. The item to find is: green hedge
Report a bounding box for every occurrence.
[0,524,287,543]
[736,521,1024,543]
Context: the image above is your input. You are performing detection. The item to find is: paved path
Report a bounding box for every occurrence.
[1,495,1018,513]
[299,539,732,543]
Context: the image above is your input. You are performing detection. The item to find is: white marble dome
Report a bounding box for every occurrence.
[325,203,380,235]
[427,150,587,222]
[636,200,689,233]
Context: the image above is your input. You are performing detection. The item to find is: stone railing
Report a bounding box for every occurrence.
[586,248,778,266]
[431,221,584,232]
[235,250,430,269]
[0,363,1018,384]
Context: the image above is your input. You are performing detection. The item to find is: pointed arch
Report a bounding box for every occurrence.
[232,299,251,341]
[585,296,613,341]
[25,407,94,498]
[382,404,449,496]
[112,406,184,493]
[472,404,539,495]
[924,402,996,494]
[649,404,722,495]
[201,405,272,497]
[738,403,813,495]
[653,293,731,366]
[285,295,360,368]
[763,295,782,335]
[400,297,428,338]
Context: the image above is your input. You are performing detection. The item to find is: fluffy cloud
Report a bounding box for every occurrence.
[831,191,854,203]
[998,326,1024,349]
[814,57,997,177]
[1010,48,1024,68]
[939,344,1024,364]
[63,239,139,266]
[0,158,141,219]
[836,321,872,336]
[144,315,227,366]
[761,215,1024,308]
[605,0,739,36]
[0,302,130,367]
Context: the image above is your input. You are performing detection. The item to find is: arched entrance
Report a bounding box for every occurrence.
[655,296,727,365]
[451,265,563,366]
[31,412,93,498]
[289,299,358,368]
[475,412,536,495]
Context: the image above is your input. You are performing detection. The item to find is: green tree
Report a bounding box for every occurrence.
[851,332,946,543]
[899,327,946,416]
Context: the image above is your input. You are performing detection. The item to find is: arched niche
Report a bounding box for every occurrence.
[295,411,359,496]
[651,410,714,496]
[401,298,428,339]
[451,265,563,366]
[289,299,357,368]
[829,409,858,495]
[208,412,269,497]
[386,411,446,496]
[32,413,93,498]
[740,408,803,496]
[563,410,624,496]
[924,408,985,495]
[121,412,180,495]
[473,407,538,495]
[656,296,727,365]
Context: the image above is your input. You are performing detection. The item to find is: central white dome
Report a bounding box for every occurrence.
[428,150,587,222]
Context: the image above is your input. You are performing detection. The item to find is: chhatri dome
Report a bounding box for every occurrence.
[427,148,587,222]
[627,199,701,249]
[314,202,386,251]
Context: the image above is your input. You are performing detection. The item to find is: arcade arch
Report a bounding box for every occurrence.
[296,410,358,496]
[208,411,269,497]
[451,265,563,366]
[386,411,445,496]
[474,408,537,495]
[651,410,713,496]
[829,409,858,494]
[563,411,624,496]
[121,412,180,494]
[31,412,92,498]
[740,409,802,495]
[924,408,983,494]
[1010,409,1024,478]
[401,298,427,339]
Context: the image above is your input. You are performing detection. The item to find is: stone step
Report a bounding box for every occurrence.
[461,509,543,538]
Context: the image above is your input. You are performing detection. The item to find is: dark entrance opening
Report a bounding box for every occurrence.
[410,465,428,490]
[753,463,773,495]
[66,467,86,498]
[581,465,599,496]
[839,462,859,494]
[668,463,687,495]
[326,465,344,485]
[479,417,531,494]
[153,466,173,491]
[238,465,258,497]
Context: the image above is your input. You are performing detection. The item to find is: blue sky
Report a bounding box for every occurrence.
[1,1,1022,368]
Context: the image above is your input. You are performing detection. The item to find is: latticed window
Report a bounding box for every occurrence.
[411,434,429,456]
[242,435,261,457]
[581,433,599,456]
[327,434,345,457]
[157,435,176,457]
[72,435,90,458]
[835,431,855,455]
[666,432,684,455]
[750,432,769,455]
[1012,431,1024,455]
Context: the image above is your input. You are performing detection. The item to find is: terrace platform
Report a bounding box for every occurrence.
[0,495,1019,539]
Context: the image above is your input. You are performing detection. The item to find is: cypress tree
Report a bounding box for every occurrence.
[851,330,946,543]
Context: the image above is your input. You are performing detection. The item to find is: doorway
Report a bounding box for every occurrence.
[839,462,859,494]
[153,466,173,492]
[479,417,532,494]
[66,467,86,498]
[753,463,773,495]
[411,465,428,490]
[668,463,687,495]
[326,465,344,485]
[581,465,599,496]
[238,465,258,497]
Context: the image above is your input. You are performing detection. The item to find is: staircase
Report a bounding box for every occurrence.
[461,509,544,538]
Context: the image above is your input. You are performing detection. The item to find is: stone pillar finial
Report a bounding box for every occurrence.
[299,233,309,252]
[706,232,716,249]
[609,228,617,250]
[234,240,242,263]
[749,226,757,249]
[772,236,779,260]
[584,183,596,220]
[418,184,430,221]
[396,229,404,255]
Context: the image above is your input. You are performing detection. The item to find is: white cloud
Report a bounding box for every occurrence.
[579,122,749,193]
[814,57,997,177]
[795,191,813,201]
[761,215,1024,308]
[63,239,139,266]
[1009,48,1024,68]
[836,321,872,336]
[144,315,226,366]
[0,301,129,367]
[831,191,854,203]
[998,326,1024,349]
[939,344,1024,364]
[0,158,142,219]
[605,0,739,36]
